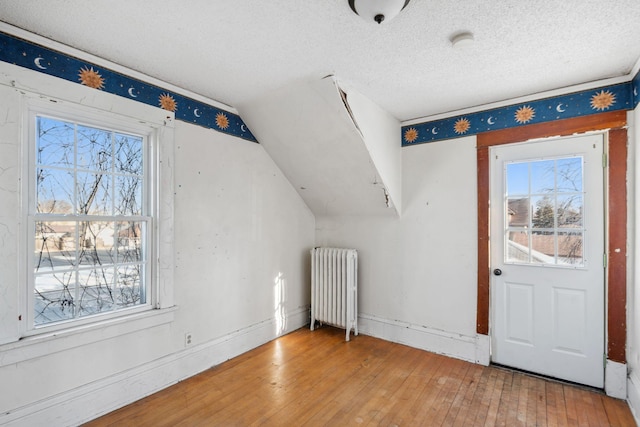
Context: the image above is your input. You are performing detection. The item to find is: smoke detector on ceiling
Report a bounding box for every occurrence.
[348,0,411,24]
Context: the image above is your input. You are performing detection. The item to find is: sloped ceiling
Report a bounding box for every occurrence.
[239,76,400,217]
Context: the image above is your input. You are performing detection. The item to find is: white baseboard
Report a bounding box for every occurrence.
[357,313,479,363]
[0,307,310,427]
[627,372,640,426]
[475,333,491,366]
[605,359,627,399]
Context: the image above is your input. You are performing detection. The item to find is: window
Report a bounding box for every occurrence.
[28,105,156,330]
[504,156,585,266]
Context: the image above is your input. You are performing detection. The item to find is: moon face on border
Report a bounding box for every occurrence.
[240,124,247,132]
[127,87,137,98]
[556,103,566,113]
[487,117,495,125]
[432,127,438,135]
[34,57,47,70]
[194,108,201,118]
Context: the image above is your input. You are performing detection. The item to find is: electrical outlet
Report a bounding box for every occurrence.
[185,332,192,346]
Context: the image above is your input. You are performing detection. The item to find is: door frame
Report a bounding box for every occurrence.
[476,110,628,368]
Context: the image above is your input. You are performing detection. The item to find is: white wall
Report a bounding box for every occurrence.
[628,105,640,421]
[315,135,479,361]
[0,62,315,425]
[171,123,315,344]
[347,88,402,214]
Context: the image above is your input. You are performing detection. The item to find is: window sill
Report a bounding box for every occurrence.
[0,306,177,368]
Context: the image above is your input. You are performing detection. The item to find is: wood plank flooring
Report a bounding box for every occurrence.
[85,326,636,426]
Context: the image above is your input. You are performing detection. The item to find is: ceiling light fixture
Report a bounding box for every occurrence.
[348,0,411,24]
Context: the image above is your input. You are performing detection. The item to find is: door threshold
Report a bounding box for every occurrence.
[490,363,604,394]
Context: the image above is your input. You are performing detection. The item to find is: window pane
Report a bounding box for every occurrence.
[507,197,530,227]
[531,196,555,229]
[507,230,530,263]
[530,159,555,194]
[77,125,112,172]
[34,221,76,272]
[77,267,116,317]
[78,221,116,266]
[531,230,556,264]
[115,133,143,175]
[34,272,76,325]
[506,162,529,195]
[115,175,143,215]
[117,265,144,307]
[558,232,583,266]
[77,172,112,215]
[37,117,74,168]
[117,221,144,263]
[557,157,582,192]
[557,194,583,228]
[37,168,74,214]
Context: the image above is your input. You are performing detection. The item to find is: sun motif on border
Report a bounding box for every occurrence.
[404,128,418,143]
[454,118,471,134]
[216,112,230,130]
[514,106,535,124]
[159,93,177,112]
[590,90,616,111]
[78,66,105,90]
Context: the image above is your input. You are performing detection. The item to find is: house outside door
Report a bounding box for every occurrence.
[490,133,605,388]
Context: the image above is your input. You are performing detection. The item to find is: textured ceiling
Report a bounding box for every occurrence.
[1,0,640,122]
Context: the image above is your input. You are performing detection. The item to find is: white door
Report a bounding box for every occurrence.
[490,134,605,388]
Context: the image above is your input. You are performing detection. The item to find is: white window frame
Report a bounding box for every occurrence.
[0,60,174,366]
[26,102,155,333]
[19,92,175,339]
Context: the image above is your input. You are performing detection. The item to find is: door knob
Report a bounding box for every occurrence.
[493,268,502,276]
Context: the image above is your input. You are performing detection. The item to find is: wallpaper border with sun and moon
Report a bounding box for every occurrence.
[0,30,258,143]
[2,29,640,148]
[402,73,640,146]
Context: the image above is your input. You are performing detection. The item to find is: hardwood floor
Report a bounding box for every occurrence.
[85,326,636,426]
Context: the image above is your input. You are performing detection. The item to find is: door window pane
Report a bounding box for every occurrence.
[530,160,555,194]
[557,195,583,227]
[507,197,529,227]
[531,196,554,229]
[557,157,583,192]
[531,230,555,262]
[558,232,583,265]
[507,230,530,263]
[506,163,529,195]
